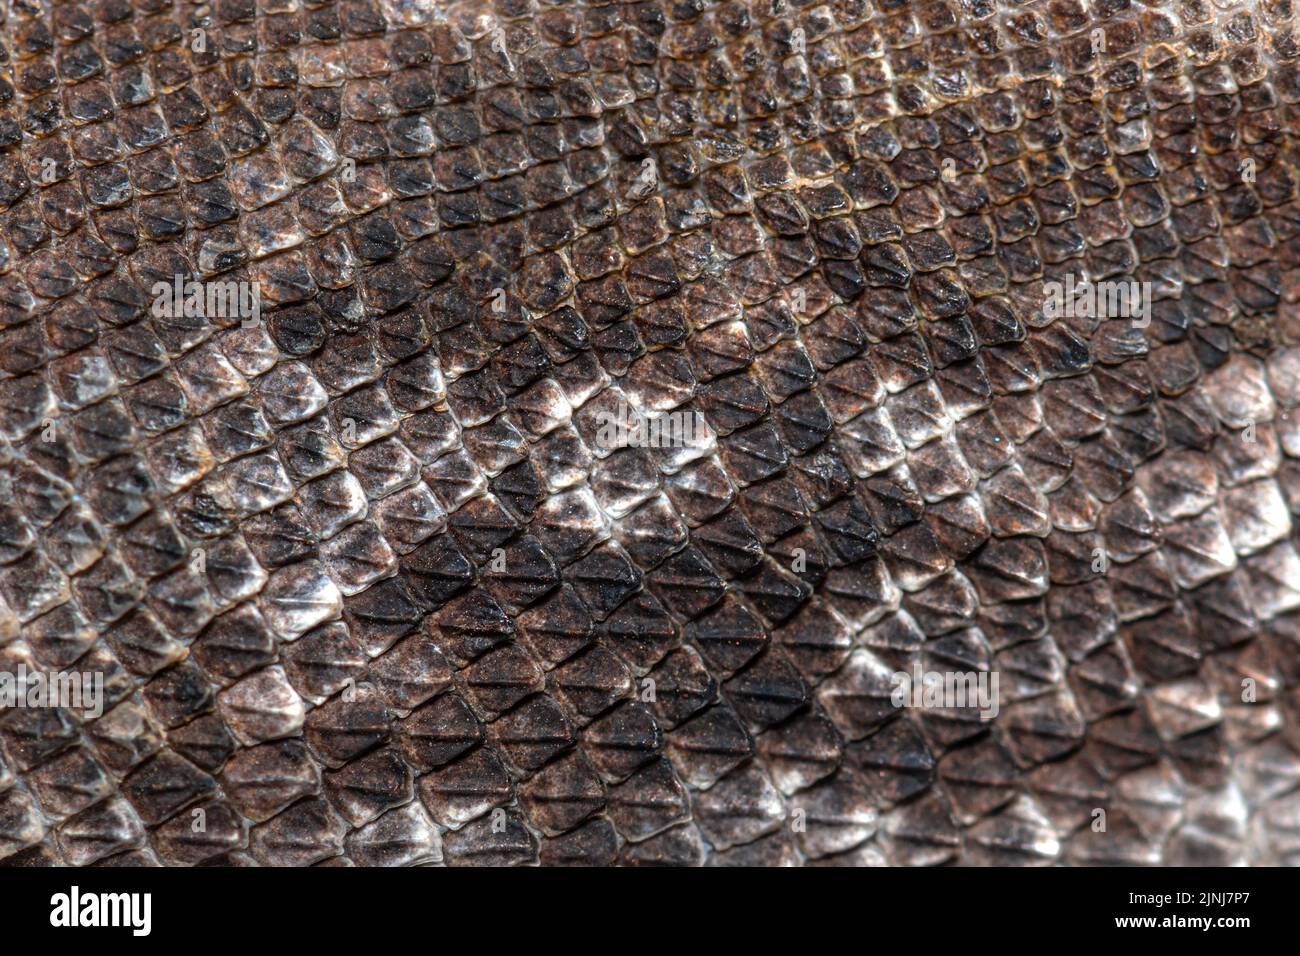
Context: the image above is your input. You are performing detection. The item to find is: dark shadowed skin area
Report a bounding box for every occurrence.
[0,0,1299,867]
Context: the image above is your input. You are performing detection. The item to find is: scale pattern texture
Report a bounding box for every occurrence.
[1,0,1300,866]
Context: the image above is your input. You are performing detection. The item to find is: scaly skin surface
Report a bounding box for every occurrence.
[2,0,1300,866]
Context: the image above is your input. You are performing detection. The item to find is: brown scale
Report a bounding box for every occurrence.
[0,0,1298,867]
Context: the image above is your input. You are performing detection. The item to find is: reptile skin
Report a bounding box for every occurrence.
[2,0,1300,867]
